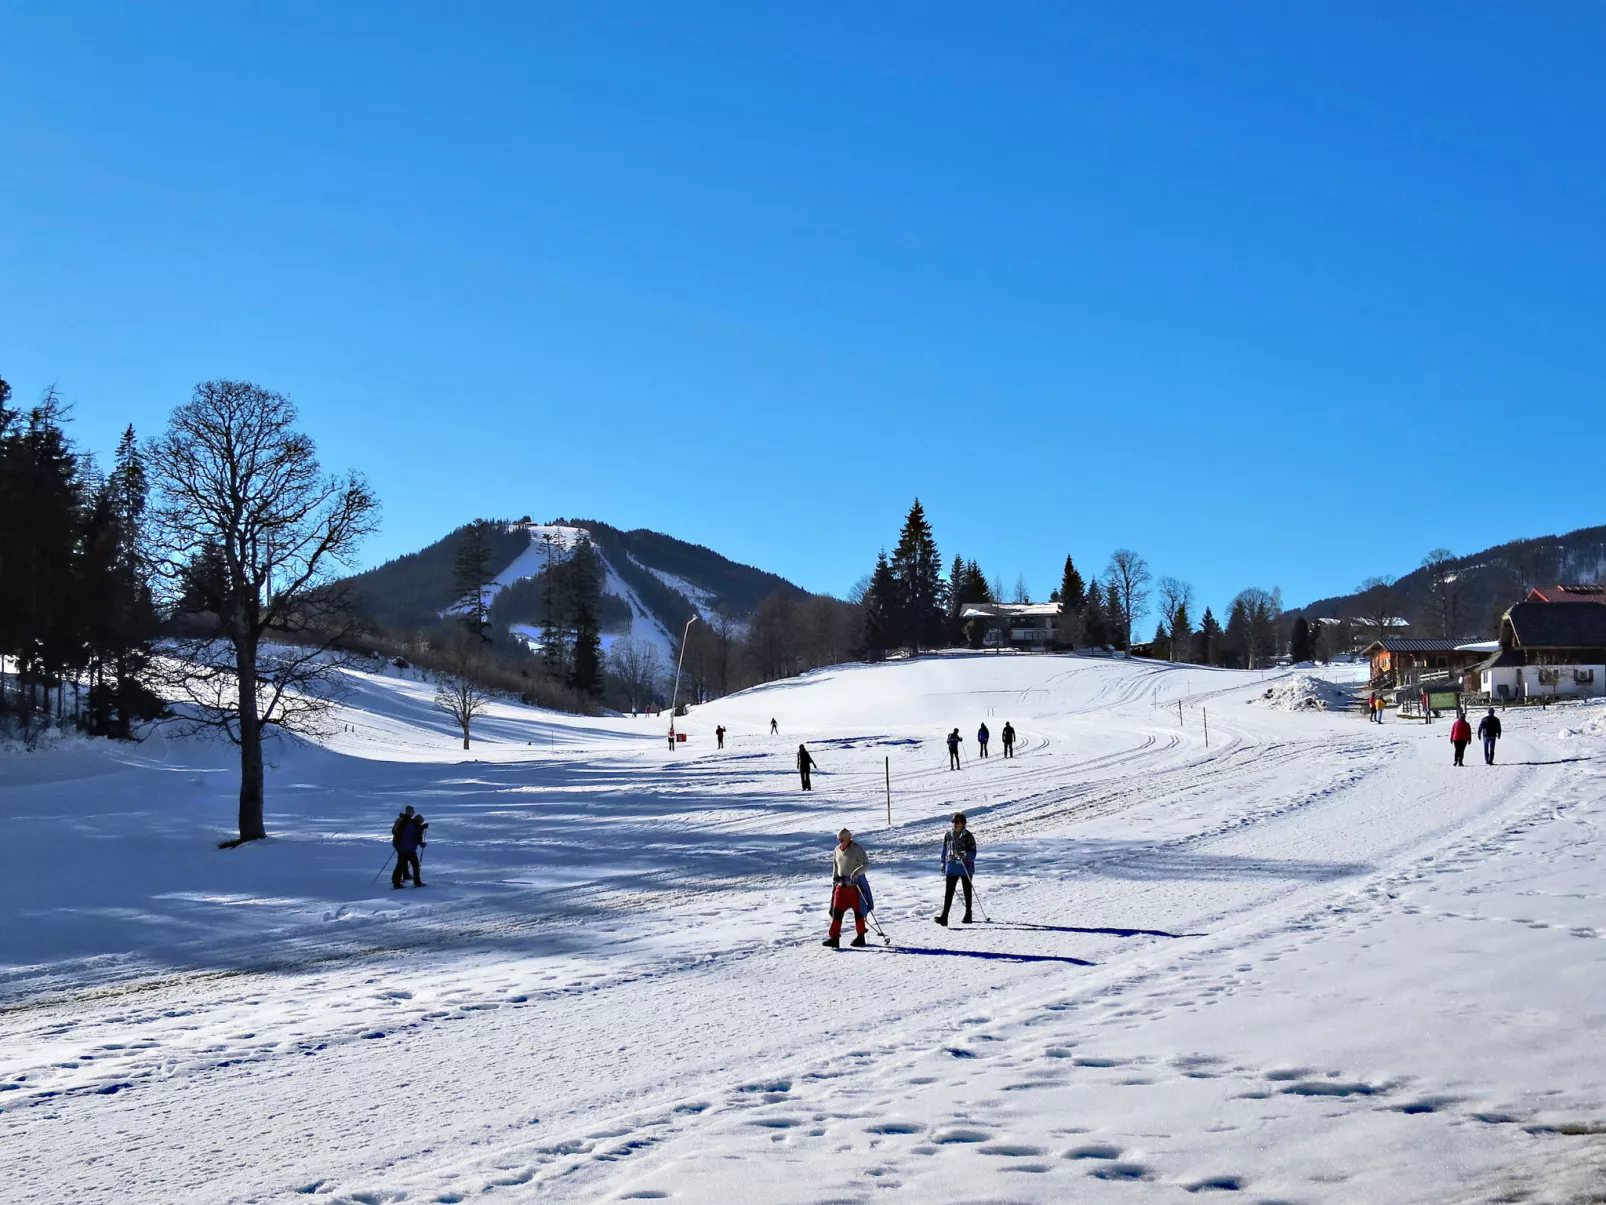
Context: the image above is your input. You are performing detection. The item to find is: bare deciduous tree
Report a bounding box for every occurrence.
[434,640,495,749]
[1356,576,1400,641]
[150,380,379,845]
[1420,548,1458,638]
[1156,576,1196,663]
[1104,549,1152,649]
[607,636,663,714]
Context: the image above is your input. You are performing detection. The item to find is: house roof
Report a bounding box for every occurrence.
[1474,648,1526,671]
[1526,585,1606,604]
[1503,601,1606,648]
[1363,638,1468,654]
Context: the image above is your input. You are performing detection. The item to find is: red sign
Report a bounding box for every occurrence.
[676,732,687,742]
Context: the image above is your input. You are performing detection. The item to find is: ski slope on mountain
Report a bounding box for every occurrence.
[2,654,1605,1203]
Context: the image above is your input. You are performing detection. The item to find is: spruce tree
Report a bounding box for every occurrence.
[1082,580,1109,648]
[452,520,496,642]
[1198,606,1222,666]
[1291,616,1313,663]
[1056,555,1086,649]
[861,551,896,660]
[1170,601,1193,664]
[1224,599,1251,668]
[563,537,604,695]
[888,499,946,653]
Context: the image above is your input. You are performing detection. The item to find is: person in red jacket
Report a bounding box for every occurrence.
[1449,713,1472,766]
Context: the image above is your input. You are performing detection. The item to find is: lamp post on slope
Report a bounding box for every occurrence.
[669,615,699,748]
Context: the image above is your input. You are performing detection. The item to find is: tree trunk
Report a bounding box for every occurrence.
[236,646,268,842]
[461,719,470,751]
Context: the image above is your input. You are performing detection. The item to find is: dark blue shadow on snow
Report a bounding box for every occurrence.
[984,922,1200,939]
[882,945,1094,967]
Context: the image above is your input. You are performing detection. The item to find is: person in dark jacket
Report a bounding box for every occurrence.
[977,723,990,758]
[935,813,977,926]
[1001,722,1016,757]
[1477,708,1503,764]
[1450,713,1472,766]
[716,725,726,749]
[946,728,962,770]
[391,805,428,889]
[797,743,817,791]
[770,718,778,735]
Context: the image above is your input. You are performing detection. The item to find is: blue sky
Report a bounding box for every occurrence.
[3,4,1603,620]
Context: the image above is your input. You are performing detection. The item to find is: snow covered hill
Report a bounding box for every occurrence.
[345,516,801,667]
[3,654,1606,1203]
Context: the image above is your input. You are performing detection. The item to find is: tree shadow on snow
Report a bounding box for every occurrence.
[982,921,1199,939]
[881,945,1094,967]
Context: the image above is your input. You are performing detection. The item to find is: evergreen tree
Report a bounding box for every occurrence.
[1170,601,1193,663]
[1224,598,1251,668]
[1151,621,1170,657]
[1291,615,1313,663]
[1056,555,1086,648]
[861,551,896,660]
[560,537,605,695]
[1082,580,1110,648]
[888,499,946,653]
[452,520,496,642]
[1197,606,1222,666]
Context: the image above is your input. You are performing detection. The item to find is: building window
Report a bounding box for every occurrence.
[1538,667,1561,686]
[1575,669,1596,685]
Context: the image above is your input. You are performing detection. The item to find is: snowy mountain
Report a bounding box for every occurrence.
[1289,521,1606,638]
[344,517,804,667]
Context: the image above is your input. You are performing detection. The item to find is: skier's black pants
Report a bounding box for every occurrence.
[1453,739,1468,766]
[800,768,811,791]
[940,873,972,920]
[978,741,988,758]
[949,750,959,770]
[1002,741,1014,758]
[1484,737,1497,764]
[392,848,421,888]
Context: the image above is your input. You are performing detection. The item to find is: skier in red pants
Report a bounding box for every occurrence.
[823,828,870,948]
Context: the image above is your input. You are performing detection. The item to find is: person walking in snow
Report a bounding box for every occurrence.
[823,828,870,948]
[390,805,428,889]
[668,730,677,752]
[1001,721,1016,757]
[715,725,726,750]
[1450,713,1472,766]
[935,813,977,926]
[770,718,779,735]
[977,722,990,758]
[1477,707,1503,764]
[797,743,817,791]
[946,727,963,770]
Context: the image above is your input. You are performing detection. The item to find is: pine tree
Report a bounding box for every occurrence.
[1056,555,1086,649]
[563,537,604,695]
[452,520,496,642]
[861,551,896,660]
[1224,599,1251,668]
[1170,601,1193,664]
[1197,606,1222,666]
[888,499,946,653]
[1082,580,1110,648]
[1291,615,1313,663]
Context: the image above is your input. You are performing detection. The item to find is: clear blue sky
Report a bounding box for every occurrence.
[4,4,1603,620]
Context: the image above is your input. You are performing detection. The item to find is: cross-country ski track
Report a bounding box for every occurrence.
[3,653,1605,1203]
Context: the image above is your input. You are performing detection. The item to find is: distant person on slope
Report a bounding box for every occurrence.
[977,722,990,758]
[946,728,963,770]
[1450,713,1472,766]
[1477,708,1503,765]
[823,828,870,948]
[1001,722,1016,757]
[716,725,726,750]
[770,718,779,735]
[668,730,676,752]
[390,805,428,889]
[935,813,977,926]
[797,743,817,791]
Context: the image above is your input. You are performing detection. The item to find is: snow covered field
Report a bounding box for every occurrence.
[3,653,1605,1203]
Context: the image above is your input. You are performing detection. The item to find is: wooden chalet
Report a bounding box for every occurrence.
[1363,637,1486,688]
[1474,602,1606,700]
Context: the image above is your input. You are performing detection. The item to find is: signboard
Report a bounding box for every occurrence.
[1428,690,1459,711]
[676,732,687,743]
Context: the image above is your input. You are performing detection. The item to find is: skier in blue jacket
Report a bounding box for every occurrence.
[935,813,977,926]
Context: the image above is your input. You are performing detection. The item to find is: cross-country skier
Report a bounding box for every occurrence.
[715,725,726,749]
[977,722,990,758]
[1450,713,1472,766]
[935,812,977,926]
[770,718,779,735]
[946,728,963,770]
[391,805,428,889]
[1477,708,1502,764]
[1001,721,1016,757]
[823,828,870,948]
[797,743,817,791]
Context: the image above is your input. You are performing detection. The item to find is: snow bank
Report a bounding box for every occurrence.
[1261,673,1354,712]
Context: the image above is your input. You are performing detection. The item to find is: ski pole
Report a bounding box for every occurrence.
[370,849,396,886]
[957,862,991,922]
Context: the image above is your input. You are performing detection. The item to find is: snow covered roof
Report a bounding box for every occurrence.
[1455,640,1500,653]
[1364,638,1466,654]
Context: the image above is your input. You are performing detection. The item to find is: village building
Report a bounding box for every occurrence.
[958,602,1061,650]
[1474,602,1606,700]
[1363,637,1486,689]
[1525,584,1606,604]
